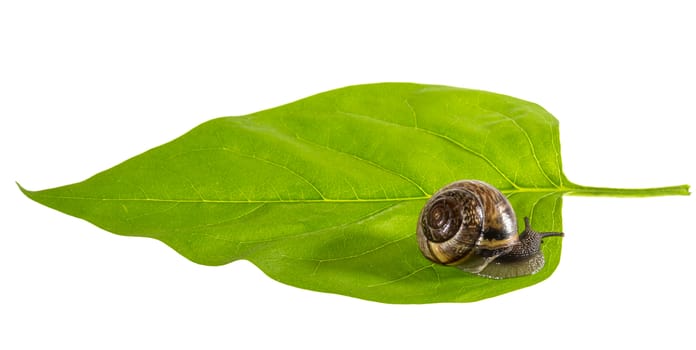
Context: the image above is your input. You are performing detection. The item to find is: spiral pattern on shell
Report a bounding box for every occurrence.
[417,180,520,272]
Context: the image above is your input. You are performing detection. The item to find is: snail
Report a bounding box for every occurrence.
[416,180,564,279]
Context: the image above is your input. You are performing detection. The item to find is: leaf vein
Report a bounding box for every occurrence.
[472,104,558,187]
[529,191,560,221]
[295,135,430,196]
[211,202,405,248]
[172,147,327,200]
[336,110,520,189]
[313,234,411,264]
[367,264,437,288]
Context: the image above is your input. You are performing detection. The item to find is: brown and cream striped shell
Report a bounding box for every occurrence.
[417,180,519,276]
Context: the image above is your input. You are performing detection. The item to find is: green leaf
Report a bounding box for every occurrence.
[19,83,689,303]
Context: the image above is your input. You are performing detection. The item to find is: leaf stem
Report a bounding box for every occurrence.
[565,184,690,197]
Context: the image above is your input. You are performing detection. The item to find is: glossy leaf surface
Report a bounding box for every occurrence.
[20,83,689,303]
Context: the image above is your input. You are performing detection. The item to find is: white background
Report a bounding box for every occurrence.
[2,1,694,349]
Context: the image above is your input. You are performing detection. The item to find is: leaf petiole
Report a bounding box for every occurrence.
[565,184,690,197]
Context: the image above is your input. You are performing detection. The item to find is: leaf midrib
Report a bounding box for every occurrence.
[30,183,685,205]
[26,186,589,204]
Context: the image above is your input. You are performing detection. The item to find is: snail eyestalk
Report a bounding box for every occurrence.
[522,217,565,239]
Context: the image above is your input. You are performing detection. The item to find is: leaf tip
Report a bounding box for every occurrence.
[16,181,30,195]
[16,182,40,202]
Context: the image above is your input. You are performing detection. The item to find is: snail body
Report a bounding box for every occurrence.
[416,180,563,279]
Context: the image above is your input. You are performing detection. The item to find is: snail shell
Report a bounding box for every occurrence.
[416,180,563,279]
